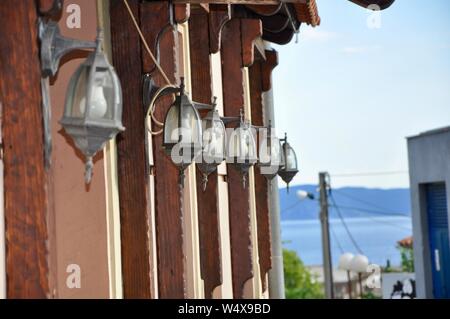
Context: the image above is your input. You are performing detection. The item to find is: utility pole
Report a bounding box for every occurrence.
[319,172,334,299]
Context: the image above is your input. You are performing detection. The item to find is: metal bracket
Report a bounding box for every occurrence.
[39,20,96,77]
[38,0,64,19]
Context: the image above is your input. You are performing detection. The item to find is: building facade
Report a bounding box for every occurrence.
[408,127,450,299]
[0,0,393,299]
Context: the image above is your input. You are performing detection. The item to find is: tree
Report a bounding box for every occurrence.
[398,246,414,273]
[283,248,324,299]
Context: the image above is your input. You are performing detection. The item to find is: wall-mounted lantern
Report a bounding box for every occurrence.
[258,121,282,181]
[60,30,124,184]
[162,78,203,183]
[39,20,124,184]
[227,110,258,188]
[278,133,299,192]
[197,99,226,190]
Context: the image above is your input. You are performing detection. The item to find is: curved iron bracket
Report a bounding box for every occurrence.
[39,20,96,77]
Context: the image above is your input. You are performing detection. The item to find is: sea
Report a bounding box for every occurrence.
[281,216,412,267]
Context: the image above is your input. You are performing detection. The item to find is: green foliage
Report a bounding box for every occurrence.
[283,248,324,299]
[361,291,381,299]
[398,246,414,273]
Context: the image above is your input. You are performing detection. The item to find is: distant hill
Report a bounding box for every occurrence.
[280,185,411,221]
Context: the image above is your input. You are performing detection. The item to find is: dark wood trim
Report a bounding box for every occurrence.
[209,4,231,54]
[261,49,278,92]
[110,0,153,299]
[189,10,222,299]
[141,1,185,298]
[249,62,272,291]
[221,18,253,299]
[240,19,262,67]
[0,1,50,298]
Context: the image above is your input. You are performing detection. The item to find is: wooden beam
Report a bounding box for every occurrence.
[0,1,50,298]
[248,62,272,291]
[189,10,223,299]
[240,19,262,67]
[209,4,231,54]
[261,49,278,92]
[221,18,254,299]
[110,0,153,299]
[141,1,185,299]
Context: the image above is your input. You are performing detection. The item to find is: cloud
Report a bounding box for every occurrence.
[341,45,382,54]
[300,28,337,42]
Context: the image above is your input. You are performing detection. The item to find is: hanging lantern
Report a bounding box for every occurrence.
[227,110,258,188]
[162,78,202,182]
[197,100,226,190]
[278,133,299,192]
[258,122,283,180]
[60,30,124,184]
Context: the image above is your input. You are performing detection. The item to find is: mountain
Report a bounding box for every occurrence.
[279,184,411,221]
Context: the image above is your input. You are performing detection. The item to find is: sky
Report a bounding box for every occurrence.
[272,0,450,189]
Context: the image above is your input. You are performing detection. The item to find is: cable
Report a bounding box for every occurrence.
[330,206,412,231]
[333,188,408,216]
[330,170,408,178]
[329,193,365,255]
[329,203,410,217]
[329,223,345,254]
[123,0,172,86]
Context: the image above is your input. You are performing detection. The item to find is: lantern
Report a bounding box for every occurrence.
[278,133,299,192]
[60,31,124,184]
[227,111,258,188]
[197,101,226,190]
[162,78,202,180]
[258,122,283,180]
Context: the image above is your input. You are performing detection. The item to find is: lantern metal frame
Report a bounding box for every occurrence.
[278,133,299,192]
[59,30,124,184]
[39,19,99,168]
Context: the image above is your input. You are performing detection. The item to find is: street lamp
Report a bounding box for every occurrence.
[60,30,124,184]
[338,252,355,299]
[350,254,369,298]
[278,133,299,192]
[296,190,315,200]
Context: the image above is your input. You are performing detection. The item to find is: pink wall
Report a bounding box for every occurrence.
[48,0,110,298]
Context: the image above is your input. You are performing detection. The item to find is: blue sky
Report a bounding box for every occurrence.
[272,0,450,189]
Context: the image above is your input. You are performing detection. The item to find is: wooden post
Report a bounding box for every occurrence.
[0,1,50,298]
[189,8,222,298]
[221,19,254,299]
[110,0,153,298]
[140,1,185,298]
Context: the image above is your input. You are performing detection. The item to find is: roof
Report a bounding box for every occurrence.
[397,236,413,249]
[407,126,450,140]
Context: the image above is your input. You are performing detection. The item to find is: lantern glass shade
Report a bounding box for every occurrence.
[163,94,202,167]
[285,144,298,171]
[202,109,226,164]
[259,136,282,180]
[60,39,124,184]
[228,123,257,164]
[278,140,299,190]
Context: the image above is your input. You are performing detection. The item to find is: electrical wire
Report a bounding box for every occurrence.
[329,223,345,254]
[330,170,408,178]
[329,193,365,255]
[332,188,409,216]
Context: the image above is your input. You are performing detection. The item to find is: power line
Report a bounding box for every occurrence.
[330,170,408,178]
[333,207,412,231]
[329,223,345,254]
[333,188,407,216]
[329,202,410,217]
[329,193,364,255]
